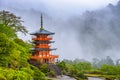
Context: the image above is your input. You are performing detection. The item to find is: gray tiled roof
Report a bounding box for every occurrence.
[30,29,55,35]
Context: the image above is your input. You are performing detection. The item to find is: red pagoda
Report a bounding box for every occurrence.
[30,14,59,64]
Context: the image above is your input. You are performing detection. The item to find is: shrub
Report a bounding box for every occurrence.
[48,71,56,78]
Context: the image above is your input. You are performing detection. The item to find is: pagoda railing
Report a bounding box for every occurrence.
[32,38,52,40]
[35,45,50,48]
[31,55,59,59]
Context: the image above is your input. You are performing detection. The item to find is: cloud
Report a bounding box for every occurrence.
[66,1,120,59]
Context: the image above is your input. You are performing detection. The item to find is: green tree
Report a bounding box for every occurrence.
[0,10,28,35]
[0,33,16,67]
[48,71,56,77]
[40,63,49,75]
[73,62,92,71]
[0,24,17,38]
[57,61,66,70]
[0,32,30,68]
[100,64,120,75]
[31,66,47,80]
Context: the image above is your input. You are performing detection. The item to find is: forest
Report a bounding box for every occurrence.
[0,10,120,80]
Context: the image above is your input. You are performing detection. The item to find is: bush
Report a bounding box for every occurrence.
[88,70,103,74]
[0,74,6,80]
[31,65,47,80]
[57,61,66,70]
[40,63,49,75]
[77,72,84,78]
[48,71,56,78]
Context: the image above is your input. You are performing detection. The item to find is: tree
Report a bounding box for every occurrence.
[31,66,47,80]
[0,32,30,68]
[0,10,28,35]
[40,63,49,75]
[73,62,92,71]
[57,61,66,70]
[0,24,17,38]
[100,64,117,75]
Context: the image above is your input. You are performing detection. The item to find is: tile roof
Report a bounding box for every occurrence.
[30,29,55,35]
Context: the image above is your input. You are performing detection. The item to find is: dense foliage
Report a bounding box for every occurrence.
[57,58,120,80]
[0,10,46,80]
[57,60,92,79]
[0,24,17,38]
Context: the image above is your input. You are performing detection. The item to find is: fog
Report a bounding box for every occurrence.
[0,0,120,61]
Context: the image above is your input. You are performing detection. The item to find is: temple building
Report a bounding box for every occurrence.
[30,14,59,64]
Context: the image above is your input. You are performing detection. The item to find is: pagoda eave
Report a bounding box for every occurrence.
[31,48,57,51]
[30,33,54,35]
[33,41,55,44]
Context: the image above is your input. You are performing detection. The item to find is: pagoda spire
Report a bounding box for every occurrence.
[40,13,44,30]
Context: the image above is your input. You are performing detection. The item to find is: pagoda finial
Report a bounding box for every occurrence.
[40,13,44,30]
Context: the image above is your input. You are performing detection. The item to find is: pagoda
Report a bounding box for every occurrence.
[30,14,59,64]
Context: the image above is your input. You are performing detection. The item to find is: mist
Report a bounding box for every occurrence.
[72,2,120,60]
[0,0,120,61]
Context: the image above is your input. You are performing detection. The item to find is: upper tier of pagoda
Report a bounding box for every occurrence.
[30,29,55,35]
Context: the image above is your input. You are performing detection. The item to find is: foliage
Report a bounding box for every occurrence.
[76,72,84,79]
[69,67,78,77]
[0,10,28,35]
[72,62,92,72]
[88,69,103,74]
[48,71,56,77]
[0,74,6,80]
[100,64,120,75]
[14,38,32,49]
[0,24,17,38]
[0,32,30,68]
[57,61,66,70]
[14,38,27,47]
[0,11,48,80]
[31,65,47,80]
[61,59,92,79]
[40,63,49,75]
[0,67,33,80]
[0,32,46,79]
[0,33,17,67]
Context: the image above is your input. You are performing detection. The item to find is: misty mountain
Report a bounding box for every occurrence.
[68,0,120,58]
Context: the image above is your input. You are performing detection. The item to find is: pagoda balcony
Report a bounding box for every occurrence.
[50,55,59,58]
[31,55,59,59]
[35,45,50,48]
[31,48,57,51]
[32,38,52,40]
[38,55,59,58]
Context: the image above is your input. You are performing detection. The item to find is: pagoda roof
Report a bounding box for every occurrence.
[30,29,55,35]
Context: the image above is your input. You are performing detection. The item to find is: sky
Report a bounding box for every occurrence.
[0,0,120,61]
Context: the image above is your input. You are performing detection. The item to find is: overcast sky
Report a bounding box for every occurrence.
[0,0,118,17]
[0,0,119,61]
